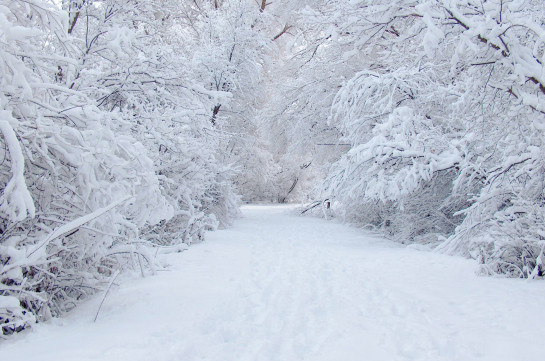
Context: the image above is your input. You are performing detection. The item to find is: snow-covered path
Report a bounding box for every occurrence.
[2,205,544,361]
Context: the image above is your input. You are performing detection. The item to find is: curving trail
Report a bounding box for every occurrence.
[2,205,544,361]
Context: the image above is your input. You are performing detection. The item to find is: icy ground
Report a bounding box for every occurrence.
[2,205,544,360]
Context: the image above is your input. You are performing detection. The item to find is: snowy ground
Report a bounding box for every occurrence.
[2,205,544,361]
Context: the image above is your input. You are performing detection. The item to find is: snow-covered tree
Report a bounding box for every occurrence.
[0,0,174,334]
[0,0,254,336]
[322,0,545,277]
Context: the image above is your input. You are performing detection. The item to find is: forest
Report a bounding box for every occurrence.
[1,0,544,336]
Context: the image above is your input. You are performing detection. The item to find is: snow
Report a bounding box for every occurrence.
[2,205,544,361]
[26,195,133,259]
[0,112,35,222]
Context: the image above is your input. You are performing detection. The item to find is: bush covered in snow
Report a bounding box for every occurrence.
[0,0,246,336]
[319,0,545,278]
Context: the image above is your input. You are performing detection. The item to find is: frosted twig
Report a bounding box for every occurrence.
[94,270,120,323]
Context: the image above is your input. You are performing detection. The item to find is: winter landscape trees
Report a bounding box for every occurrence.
[1,0,544,337]
[321,0,545,279]
[0,0,243,335]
